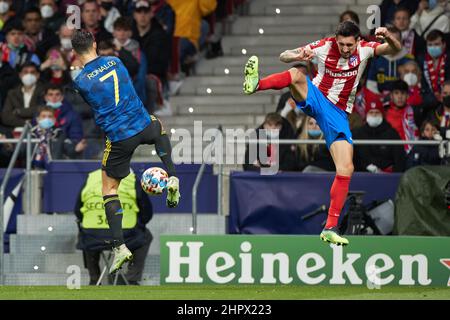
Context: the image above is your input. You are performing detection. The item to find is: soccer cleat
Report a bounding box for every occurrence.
[166,176,180,208]
[109,244,133,274]
[243,55,259,94]
[320,227,349,246]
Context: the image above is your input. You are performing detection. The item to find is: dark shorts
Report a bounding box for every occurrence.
[102,115,166,179]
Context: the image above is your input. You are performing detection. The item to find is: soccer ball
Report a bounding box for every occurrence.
[141,167,168,195]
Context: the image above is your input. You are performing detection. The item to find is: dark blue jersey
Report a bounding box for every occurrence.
[73,56,151,142]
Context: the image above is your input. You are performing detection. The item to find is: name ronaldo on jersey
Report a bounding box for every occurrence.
[87,59,117,79]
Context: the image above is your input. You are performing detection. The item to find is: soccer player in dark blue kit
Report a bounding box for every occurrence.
[71,30,180,274]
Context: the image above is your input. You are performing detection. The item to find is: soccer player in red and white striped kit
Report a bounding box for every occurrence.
[243,21,402,245]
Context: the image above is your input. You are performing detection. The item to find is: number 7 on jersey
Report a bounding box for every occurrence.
[99,69,120,106]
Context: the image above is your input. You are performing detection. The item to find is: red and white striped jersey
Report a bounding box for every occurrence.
[305,37,381,113]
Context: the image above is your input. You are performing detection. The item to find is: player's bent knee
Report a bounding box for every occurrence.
[336,163,354,177]
[288,67,305,85]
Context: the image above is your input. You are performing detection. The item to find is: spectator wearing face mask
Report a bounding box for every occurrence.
[39,0,65,33]
[417,29,450,103]
[42,83,86,158]
[0,0,17,35]
[366,26,414,96]
[40,47,72,86]
[32,105,59,168]
[406,120,442,168]
[354,85,383,124]
[98,0,121,34]
[410,0,449,39]
[398,60,425,107]
[352,99,406,173]
[243,112,297,172]
[385,80,420,153]
[393,7,426,56]
[1,62,44,130]
[58,24,76,65]
[295,116,334,172]
[32,105,82,168]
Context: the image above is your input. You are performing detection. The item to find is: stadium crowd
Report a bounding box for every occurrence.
[246,0,449,173]
[0,0,447,173]
[0,0,243,166]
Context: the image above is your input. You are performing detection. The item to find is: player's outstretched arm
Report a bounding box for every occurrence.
[280,47,315,63]
[374,27,402,56]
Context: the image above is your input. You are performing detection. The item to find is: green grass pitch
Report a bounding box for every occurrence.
[0,285,449,300]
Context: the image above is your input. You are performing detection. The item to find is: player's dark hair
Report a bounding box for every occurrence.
[44,83,63,95]
[390,79,409,93]
[426,29,445,42]
[264,112,283,126]
[71,29,95,54]
[24,7,42,18]
[113,16,132,31]
[335,21,361,40]
[339,10,360,26]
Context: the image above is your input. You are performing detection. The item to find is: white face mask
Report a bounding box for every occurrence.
[21,73,37,87]
[0,1,9,14]
[40,5,54,18]
[403,72,418,86]
[60,38,72,50]
[366,115,383,128]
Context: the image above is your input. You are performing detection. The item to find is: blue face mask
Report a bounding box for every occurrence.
[427,45,443,58]
[429,0,438,9]
[46,101,62,109]
[308,129,322,138]
[38,118,54,129]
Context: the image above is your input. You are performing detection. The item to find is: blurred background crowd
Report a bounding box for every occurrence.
[0,0,448,174]
[0,0,240,167]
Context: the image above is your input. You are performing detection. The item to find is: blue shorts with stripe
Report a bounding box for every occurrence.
[293,76,353,149]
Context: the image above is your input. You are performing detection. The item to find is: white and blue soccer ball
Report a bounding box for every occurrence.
[141,167,168,195]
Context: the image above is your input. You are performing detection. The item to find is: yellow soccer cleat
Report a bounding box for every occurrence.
[320,227,349,246]
[243,55,259,94]
[166,176,180,208]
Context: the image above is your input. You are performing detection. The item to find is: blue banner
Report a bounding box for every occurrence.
[42,161,217,213]
[229,171,402,234]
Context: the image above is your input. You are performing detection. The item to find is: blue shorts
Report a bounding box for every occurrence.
[293,77,353,149]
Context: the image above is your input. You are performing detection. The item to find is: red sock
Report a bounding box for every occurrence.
[325,175,351,229]
[257,70,292,91]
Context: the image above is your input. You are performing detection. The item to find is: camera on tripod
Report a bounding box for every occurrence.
[301,191,395,235]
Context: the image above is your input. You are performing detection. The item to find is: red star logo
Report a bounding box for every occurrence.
[440,259,450,286]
